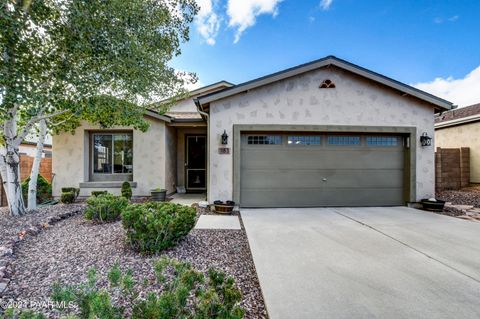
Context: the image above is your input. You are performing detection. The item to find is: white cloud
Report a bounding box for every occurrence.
[227,0,283,43]
[448,15,459,22]
[434,15,459,24]
[195,0,221,45]
[413,66,480,108]
[319,0,333,11]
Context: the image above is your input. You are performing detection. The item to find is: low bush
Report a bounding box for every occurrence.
[91,190,108,197]
[28,258,242,319]
[61,187,80,198]
[60,187,79,204]
[21,175,52,204]
[60,191,76,204]
[84,193,128,222]
[2,259,244,319]
[121,182,132,200]
[121,202,196,253]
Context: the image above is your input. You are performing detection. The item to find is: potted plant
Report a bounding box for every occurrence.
[421,198,446,212]
[151,188,167,202]
[213,200,235,214]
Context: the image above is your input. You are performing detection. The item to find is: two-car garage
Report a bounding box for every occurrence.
[196,56,453,206]
[239,131,409,207]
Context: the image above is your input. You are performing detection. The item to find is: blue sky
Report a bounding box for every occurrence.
[172,0,480,107]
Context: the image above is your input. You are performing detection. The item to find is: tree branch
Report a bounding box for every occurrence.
[15,109,69,144]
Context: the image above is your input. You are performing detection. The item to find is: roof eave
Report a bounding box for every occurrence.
[435,114,480,129]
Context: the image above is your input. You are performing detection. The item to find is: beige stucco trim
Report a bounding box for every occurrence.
[232,125,417,206]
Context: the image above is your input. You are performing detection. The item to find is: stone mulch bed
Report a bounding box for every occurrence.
[0,204,85,295]
[0,205,267,318]
[437,188,480,208]
[434,188,480,222]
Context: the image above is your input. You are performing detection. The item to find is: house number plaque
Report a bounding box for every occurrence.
[218,147,230,154]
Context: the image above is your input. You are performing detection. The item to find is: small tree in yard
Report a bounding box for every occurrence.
[0,0,198,216]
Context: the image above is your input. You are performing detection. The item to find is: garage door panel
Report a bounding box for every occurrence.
[241,169,404,189]
[241,188,404,207]
[241,149,404,170]
[240,133,406,207]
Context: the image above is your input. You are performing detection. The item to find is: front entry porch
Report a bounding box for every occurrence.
[166,118,207,195]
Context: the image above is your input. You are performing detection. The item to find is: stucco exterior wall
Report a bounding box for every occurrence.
[52,118,166,197]
[208,66,436,203]
[435,122,480,183]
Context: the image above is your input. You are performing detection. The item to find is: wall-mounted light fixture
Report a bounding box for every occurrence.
[420,132,432,147]
[221,130,229,145]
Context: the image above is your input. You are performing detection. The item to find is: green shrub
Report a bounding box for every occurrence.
[3,259,243,319]
[21,175,52,204]
[121,202,196,253]
[51,268,122,319]
[61,192,76,204]
[1,308,48,319]
[121,182,132,200]
[61,187,80,199]
[50,258,243,319]
[91,190,108,197]
[85,194,128,222]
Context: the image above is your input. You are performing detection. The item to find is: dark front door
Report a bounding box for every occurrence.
[186,135,207,191]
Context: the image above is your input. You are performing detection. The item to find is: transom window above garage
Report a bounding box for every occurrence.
[247,135,282,145]
[366,136,400,146]
[327,135,360,145]
[288,135,321,145]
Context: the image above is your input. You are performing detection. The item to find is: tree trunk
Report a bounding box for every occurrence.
[4,146,26,216]
[27,119,47,210]
[2,115,27,216]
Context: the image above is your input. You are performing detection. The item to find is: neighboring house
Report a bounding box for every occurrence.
[1,140,53,207]
[52,56,452,207]
[435,103,480,183]
[19,141,52,158]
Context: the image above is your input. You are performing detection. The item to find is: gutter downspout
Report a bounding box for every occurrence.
[194,99,210,203]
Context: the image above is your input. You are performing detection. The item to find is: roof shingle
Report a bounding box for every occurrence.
[435,103,480,123]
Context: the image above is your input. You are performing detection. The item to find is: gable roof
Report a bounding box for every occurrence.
[195,56,453,112]
[435,103,480,129]
[146,81,234,123]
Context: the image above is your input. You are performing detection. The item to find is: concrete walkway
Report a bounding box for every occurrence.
[170,193,206,206]
[195,215,241,230]
[242,207,480,319]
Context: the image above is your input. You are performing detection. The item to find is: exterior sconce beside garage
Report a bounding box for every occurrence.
[420,132,432,147]
[221,130,229,145]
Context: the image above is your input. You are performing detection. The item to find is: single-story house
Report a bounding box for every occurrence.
[435,103,480,183]
[52,56,453,207]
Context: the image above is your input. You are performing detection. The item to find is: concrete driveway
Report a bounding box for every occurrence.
[241,207,480,319]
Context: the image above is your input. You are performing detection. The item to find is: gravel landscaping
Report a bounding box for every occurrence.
[0,205,267,318]
[437,187,480,208]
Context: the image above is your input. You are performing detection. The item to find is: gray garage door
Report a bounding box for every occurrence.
[240,133,406,207]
